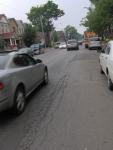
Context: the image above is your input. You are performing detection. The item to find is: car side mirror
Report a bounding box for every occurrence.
[36,59,42,63]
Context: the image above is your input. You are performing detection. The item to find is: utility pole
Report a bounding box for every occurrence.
[40,16,46,48]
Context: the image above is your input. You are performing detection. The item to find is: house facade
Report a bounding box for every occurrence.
[16,20,25,48]
[0,14,17,49]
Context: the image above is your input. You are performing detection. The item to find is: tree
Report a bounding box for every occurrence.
[27,1,64,46]
[89,0,100,5]
[52,31,59,42]
[64,25,77,39]
[81,0,113,38]
[23,24,36,47]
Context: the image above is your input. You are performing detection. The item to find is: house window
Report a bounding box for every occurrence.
[13,27,16,32]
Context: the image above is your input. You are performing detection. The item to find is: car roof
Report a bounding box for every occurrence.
[0,51,17,56]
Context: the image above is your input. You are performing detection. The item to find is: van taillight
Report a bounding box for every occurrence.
[0,82,4,90]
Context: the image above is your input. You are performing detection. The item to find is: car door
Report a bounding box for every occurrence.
[13,54,35,93]
[103,44,111,75]
[24,55,45,87]
[34,59,45,84]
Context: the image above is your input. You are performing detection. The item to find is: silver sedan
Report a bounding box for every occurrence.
[0,51,48,115]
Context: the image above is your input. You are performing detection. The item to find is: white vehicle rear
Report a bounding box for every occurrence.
[89,37,102,50]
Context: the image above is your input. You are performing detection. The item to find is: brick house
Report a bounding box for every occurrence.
[0,14,17,49]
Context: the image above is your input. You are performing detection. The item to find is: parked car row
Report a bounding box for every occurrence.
[54,39,79,51]
[0,51,48,115]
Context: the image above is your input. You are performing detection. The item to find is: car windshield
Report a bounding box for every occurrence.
[68,40,77,44]
[0,55,10,69]
[31,44,39,48]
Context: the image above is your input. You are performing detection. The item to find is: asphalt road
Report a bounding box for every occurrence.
[0,47,113,150]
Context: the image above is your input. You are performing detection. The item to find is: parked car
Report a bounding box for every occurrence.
[19,48,34,57]
[67,39,79,50]
[59,42,67,49]
[30,44,41,55]
[99,41,113,90]
[0,52,48,115]
[54,42,61,49]
[89,37,102,50]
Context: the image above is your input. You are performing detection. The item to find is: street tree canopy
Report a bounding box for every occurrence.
[27,1,64,32]
[23,24,36,47]
[64,25,77,39]
[81,0,113,37]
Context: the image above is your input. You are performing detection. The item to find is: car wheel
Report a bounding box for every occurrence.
[108,73,113,91]
[43,69,49,85]
[13,86,26,115]
[100,66,104,74]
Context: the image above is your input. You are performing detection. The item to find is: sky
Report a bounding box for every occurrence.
[0,0,90,34]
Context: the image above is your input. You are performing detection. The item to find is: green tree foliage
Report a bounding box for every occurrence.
[23,24,36,47]
[82,0,113,37]
[27,1,64,46]
[64,25,77,39]
[89,0,100,5]
[53,31,59,42]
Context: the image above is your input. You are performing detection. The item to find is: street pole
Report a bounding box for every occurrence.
[40,16,46,48]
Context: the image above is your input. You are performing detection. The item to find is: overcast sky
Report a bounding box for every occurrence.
[0,0,90,33]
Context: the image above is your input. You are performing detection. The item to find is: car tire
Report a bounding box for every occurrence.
[13,86,26,115]
[43,68,49,85]
[108,73,113,91]
[100,66,104,74]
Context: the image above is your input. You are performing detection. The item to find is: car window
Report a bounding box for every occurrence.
[13,54,35,67]
[105,45,111,55]
[24,54,36,65]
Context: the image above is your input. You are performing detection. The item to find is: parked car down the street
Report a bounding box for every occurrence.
[54,42,61,49]
[67,39,79,50]
[59,42,67,49]
[89,37,102,50]
[18,48,34,57]
[0,52,49,115]
[30,44,41,55]
[99,41,113,90]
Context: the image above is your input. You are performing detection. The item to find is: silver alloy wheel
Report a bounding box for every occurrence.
[16,91,25,112]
